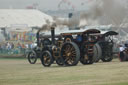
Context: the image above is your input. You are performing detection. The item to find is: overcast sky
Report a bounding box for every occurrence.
[0,0,91,11]
[0,0,127,11]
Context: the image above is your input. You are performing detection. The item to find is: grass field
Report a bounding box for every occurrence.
[0,58,128,85]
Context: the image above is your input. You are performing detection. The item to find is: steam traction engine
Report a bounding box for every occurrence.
[40,27,81,67]
[61,29,101,65]
[27,27,102,66]
[27,26,118,66]
[95,31,118,62]
[28,26,81,67]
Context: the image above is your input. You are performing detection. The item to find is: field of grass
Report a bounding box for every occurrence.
[0,58,128,85]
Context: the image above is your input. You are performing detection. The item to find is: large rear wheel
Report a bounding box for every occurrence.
[101,53,113,62]
[94,43,102,62]
[101,41,113,62]
[61,42,80,66]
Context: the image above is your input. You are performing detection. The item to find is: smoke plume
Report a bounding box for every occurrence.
[80,0,128,26]
[41,0,128,31]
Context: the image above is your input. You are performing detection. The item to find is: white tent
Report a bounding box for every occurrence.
[0,9,53,28]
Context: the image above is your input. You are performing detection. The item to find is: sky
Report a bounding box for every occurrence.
[0,0,127,11]
[0,0,91,11]
[0,0,128,26]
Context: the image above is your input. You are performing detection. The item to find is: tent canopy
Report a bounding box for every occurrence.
[0,9,53,28]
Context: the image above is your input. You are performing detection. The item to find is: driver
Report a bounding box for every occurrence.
[76,34,82,42]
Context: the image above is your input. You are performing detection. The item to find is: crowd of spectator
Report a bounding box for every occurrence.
[0,42,36,55]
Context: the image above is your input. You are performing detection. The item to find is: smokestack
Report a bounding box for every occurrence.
[51,27,55,45]
[36,32,40,47]
[68,13,73,30]
[68,13,73,18]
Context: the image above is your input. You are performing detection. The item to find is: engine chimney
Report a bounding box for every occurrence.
[36,32,40,47]
[51,27,55,45]
[68,13,73,18]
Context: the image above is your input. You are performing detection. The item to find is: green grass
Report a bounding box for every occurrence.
[103,82,128,85]
[0,58,128,85]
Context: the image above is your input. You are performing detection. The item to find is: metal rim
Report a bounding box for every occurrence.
[56,57,64,66]
[61,42,80,66]
[41,51,53,67]
[28,51,37,64]
[80,43,94,65]
[80,54,93,64]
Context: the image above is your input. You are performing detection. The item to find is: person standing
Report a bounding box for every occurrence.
[119,44,125,61]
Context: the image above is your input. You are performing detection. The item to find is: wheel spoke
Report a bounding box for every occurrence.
[61,42,80,66]
[28,51,37,64]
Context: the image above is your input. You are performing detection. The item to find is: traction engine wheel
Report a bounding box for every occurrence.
[101,43,113,62]
[56,57,64,66]
[80,44,95,65]
[94,43,102,62]
[40,50,53,67]
[61,42,80,66]
[28,51,37,64]
[101,54,113,62]
[80,54,94,65]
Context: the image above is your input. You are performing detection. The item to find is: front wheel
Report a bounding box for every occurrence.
[101,55,113,62]
[27,51,37,64]
[80,54,94,65]
[40,51,53,67]
[80,44,95,65]
[56,57,64,66]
